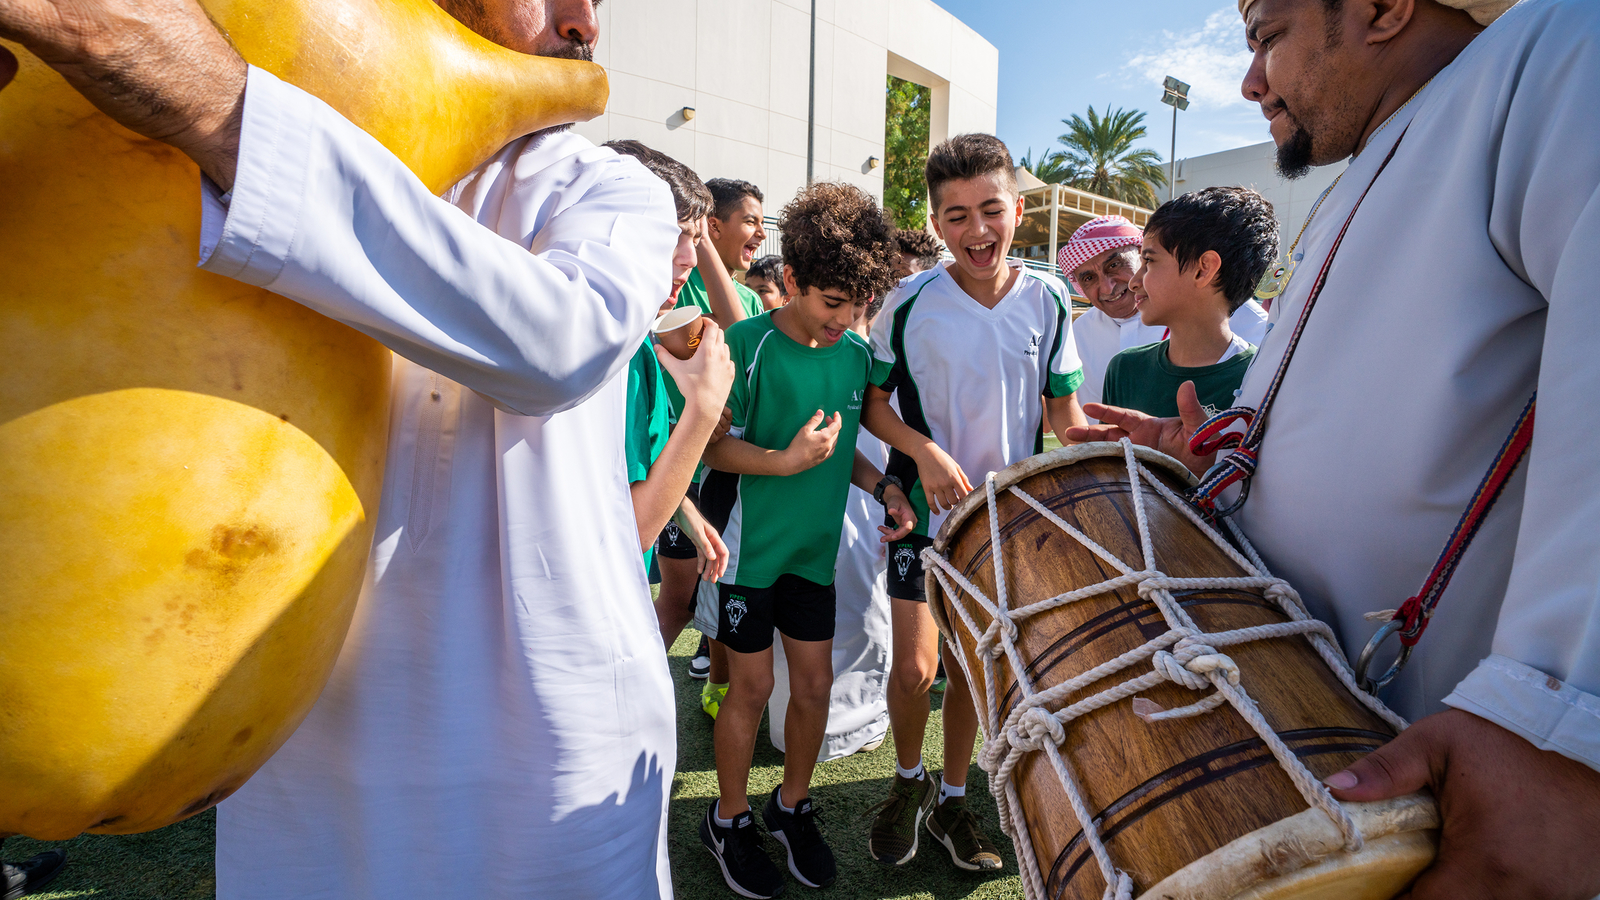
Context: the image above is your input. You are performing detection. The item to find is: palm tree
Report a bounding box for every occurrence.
[1018,147,1077,185]
[1055,106,1168,208]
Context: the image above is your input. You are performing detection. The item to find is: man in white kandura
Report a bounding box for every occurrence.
[1070,0,1600,897]
[0,1,681,897]
[1059,215,1269,417]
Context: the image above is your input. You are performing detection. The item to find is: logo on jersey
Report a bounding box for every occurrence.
[894,545,917,579]
[725,594,749,633]
[849,389,863,411]
[1023,333,1042,358]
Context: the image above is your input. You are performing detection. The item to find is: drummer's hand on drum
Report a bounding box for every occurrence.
[877,483,917,544]
[0,0,246,189]
[1326,708,1600,900]
[1063,380,1215,477]
[782,410,842,474]
[913,443,973,514]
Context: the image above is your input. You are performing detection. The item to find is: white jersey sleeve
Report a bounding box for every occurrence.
[199,67,677,418]
[1028,271,1085,398]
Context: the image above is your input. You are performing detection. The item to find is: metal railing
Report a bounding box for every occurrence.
[748,217,1084,303]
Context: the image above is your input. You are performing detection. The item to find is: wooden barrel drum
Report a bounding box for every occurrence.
[925,442,1438,900]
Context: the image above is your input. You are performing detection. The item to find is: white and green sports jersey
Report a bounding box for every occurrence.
[870,262,1084,537]
[701,311,885,588]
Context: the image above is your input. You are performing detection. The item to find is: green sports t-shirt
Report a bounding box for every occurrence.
[1101,340,1257,419]
[675,267,764,320]
[624,340,672,569]
[664,268,766,485]
[706,312,886,588]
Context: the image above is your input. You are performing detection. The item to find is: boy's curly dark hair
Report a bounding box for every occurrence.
[894,229,944,272]
[777,182,899,304]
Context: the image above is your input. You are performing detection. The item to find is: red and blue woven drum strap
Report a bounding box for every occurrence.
[1390,395,1535,646]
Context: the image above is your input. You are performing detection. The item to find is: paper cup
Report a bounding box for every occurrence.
[653,307,706,360]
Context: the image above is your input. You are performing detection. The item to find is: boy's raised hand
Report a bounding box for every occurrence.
[877,483,917,543]
[1064,380,1215,477]
[913,444,973,514]
[784,410,841,474]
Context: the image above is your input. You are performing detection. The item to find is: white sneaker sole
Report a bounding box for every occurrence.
[770,829,831,888]
[927,822,1004,872]
[703,843,784,899]
[870,800,930,866]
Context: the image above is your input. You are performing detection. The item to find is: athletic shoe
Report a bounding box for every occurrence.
[700,801,786,899]
[762,787,837,888]
[926,787,1004,871]
[857,734,886,753]
[3,849,67,900]
[689,634,712,680]
[701,681,728,719]
[865,769,936,865]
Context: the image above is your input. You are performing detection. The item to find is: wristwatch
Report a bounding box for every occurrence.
[872,474,904,505]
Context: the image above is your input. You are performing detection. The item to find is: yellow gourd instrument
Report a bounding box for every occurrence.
[0,0,606,838]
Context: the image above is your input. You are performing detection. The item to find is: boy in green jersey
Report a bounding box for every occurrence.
[1102,187,1278,419]
[694,182,916,899]
[667,178,767,704]
[675,178,769,327]
[603,140,736,584]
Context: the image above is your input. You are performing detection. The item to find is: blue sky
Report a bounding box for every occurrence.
[930,0,1272,165]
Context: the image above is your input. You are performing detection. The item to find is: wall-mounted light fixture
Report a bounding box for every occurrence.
[679,107,697,121]
[867,156,881,169]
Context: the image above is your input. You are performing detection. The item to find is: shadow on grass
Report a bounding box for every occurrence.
[665,629,1024,900]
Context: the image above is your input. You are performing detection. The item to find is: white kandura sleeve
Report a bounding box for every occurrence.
[1442,0,1600,773]
[198,67,675,417]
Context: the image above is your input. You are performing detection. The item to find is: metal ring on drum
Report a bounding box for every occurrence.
[922,440,1438,900]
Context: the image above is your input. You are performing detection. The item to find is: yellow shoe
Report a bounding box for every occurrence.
[701,681,728,719]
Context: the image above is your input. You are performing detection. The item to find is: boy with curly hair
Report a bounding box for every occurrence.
[893,228,944,281]
[863,133,1087,873]
[693,182,917,898]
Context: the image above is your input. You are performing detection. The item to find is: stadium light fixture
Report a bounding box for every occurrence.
[1160,76,1190,202]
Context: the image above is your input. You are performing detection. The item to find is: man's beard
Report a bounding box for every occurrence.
[1275,117,1315,180]
[541,39,594,61]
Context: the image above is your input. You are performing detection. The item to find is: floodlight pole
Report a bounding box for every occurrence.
[1169,104,1177,201]
[1160,75,1189,203]
[806,0,816,185]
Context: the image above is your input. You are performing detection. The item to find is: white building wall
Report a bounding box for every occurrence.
[1170,141,1347,247]
[577,0,998,212]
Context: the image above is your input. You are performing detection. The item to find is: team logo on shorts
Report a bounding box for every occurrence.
[894,545,916,579]
[725,594,749,633]
[665,521,681,543]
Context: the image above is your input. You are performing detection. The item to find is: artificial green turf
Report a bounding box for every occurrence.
[12,624,1023,899]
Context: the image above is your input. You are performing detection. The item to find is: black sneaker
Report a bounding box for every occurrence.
[762,787,837,888]
[865,769,936,865]
[689,634,712,680]
[926,787,1003,871]
[700,801,785,899]
[3,849,67,900]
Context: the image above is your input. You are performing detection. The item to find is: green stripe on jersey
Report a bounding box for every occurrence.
[715,312,875,588]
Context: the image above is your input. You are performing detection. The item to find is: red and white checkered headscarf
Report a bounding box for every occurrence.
[1057,216,1143,290]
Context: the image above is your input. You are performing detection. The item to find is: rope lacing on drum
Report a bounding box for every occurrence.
[922,439,1410,900]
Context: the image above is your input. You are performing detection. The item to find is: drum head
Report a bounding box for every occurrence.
[1144,794,1438,900]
